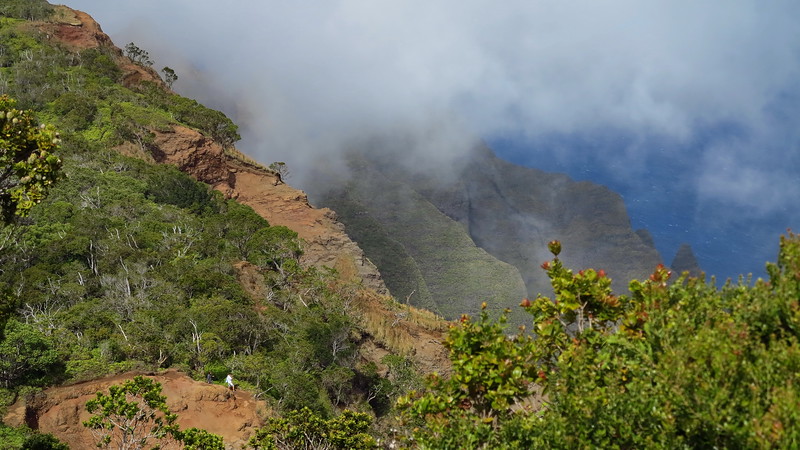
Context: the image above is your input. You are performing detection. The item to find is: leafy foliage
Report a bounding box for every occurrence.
[0,11,417,445]
[0,424,68,450]
[0,319,62,388]
[0,95,62,222]
[124,42,153,68]
[400,234,800,448]
[178,428,225,450]
[247,407,376,450]
[0,0,54,21]
[161,67,178,89]
[84,376,181,449]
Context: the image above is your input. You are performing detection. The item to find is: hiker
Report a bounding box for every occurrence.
[206,372,213,384]
[225,373,235,391]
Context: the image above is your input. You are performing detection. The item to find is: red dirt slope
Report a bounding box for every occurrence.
[4,369,265,449]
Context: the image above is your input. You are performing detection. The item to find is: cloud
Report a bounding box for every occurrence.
[65,0,800,276]
[70,2,800,146]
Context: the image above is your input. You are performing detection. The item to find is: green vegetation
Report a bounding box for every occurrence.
[0,144,394,419]
[0,6,413,446]
[400,235,800,448]
[161,66,178,89]
[0,424,67,449]
[6,3,800,448]
[0,14,238,147]
[0,95,62,223]
[0,0,54,21]
[319,156,527,320]
[247,407,376,449]
[124,42,153,67]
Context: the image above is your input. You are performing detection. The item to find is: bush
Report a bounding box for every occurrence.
[247,407,376,450]
[400,233,800,448]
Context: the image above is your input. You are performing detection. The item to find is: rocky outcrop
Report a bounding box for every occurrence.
[0,7,456,448]
[39,6,165,89]
[318,158,527,321]
[3,370,265,450]
[146,125,387,294]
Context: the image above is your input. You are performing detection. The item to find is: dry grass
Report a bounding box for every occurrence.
[224,146,268,171]
[355,288,450,359]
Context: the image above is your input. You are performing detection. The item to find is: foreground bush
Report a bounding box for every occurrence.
[400,234,800,448]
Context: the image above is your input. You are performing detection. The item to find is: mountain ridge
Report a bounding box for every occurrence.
[311,142,670,324]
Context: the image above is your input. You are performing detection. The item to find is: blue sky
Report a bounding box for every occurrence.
[65,0,800,281]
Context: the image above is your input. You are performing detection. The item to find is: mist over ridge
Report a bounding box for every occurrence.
[65,0,800,281]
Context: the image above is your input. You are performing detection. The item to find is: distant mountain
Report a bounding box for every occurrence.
[670,243,703,278]
[311,143,664,324]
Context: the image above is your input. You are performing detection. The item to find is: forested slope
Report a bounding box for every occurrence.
[0,2,444,447]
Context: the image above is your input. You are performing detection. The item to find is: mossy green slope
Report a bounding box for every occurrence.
[320,156,527,322]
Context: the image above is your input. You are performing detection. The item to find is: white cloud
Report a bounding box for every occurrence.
[65,0,800,265]
[68,1,800,142]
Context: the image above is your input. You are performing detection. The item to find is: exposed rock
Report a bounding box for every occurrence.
[147,125,387,295]
[3,370,266,450]
[422,144,663,296]
[38,6,165,90]
[145,127,453,374]
[42,5,391,302]
[318,158,527,321]
[38,7,113,50]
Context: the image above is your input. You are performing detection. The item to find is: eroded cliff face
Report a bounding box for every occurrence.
[41,4,392,298]
[4,370,265,450]
[143,124,389,295]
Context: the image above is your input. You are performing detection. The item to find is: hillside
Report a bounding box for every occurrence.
[0,2,449,447]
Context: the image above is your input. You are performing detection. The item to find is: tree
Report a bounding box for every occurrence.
[161,67,178,89]
[178,428,225,450]
[83,375,224,450]
[0,0,54,21]
[249,226,303,278]
[0,319,62,388]
[0,424,69,450]
[0,95,62,223]
[399,233,800,448]
[268,162,288,185]
[124,43,153,67]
